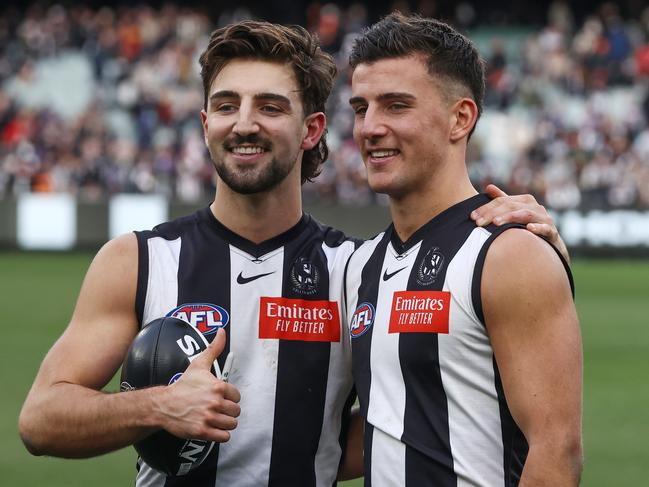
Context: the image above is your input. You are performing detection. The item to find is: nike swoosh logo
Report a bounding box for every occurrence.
[237,271,275,284]
[383,266,407,281]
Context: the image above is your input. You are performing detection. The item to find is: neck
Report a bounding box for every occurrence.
[210,171,303,244]
[390,156,477,243]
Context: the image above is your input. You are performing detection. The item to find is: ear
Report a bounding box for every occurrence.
[200,109,209,145]
[301,112,327,150]
[449,98,478,143]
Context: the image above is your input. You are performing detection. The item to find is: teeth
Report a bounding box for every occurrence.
[232,146,264,154]
[370,150,398,158]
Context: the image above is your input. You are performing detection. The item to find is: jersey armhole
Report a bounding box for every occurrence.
[134,231,149,327]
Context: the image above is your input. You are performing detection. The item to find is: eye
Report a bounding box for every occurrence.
[214,103,237,113]
[260,105,282,114]
[388,102,409,112]
[352,105,367,116]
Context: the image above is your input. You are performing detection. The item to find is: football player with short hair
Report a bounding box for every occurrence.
[20,17,569,487]
[344,12,583,486]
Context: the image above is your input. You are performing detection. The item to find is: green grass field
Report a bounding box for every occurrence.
[1,253,647,486]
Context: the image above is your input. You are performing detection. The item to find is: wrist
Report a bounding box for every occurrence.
[135,386,169,431]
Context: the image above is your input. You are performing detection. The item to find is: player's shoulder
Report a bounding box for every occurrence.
[80,233,139,305]
[138,207,207,241]
[485,227,570,288]
[95,232,138,265]
[347,229,388,267]
[488,227,558,261]
[307,214,363,249]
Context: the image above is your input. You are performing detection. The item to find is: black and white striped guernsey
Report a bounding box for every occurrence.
[133,207,358,487]
[344,194,573,487]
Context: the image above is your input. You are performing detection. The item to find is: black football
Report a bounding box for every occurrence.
[120,316,215,476]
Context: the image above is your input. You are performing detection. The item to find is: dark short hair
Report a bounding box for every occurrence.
[349,12,485,137]
[199,21,336,183]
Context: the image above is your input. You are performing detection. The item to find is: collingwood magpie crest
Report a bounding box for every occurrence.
[416,246,445,286]
[291,257,320,295]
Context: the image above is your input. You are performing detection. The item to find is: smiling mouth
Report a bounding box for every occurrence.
[368,149,400,158]
[230,145,266,155]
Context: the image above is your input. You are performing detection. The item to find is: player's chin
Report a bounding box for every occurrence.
[366,174,397,195]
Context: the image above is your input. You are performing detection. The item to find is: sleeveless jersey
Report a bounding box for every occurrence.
[344,194,573,487]
[133,207,358,487]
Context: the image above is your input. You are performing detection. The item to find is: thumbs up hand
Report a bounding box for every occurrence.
[156,329,241,442]
[186,326,226,373]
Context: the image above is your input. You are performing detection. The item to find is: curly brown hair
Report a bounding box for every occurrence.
[199,21,336,183]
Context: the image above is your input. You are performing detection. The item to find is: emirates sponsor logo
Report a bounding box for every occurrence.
[389,290,451,334]
[259,297,340,342]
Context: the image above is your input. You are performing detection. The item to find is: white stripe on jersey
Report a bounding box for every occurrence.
[143,236,181,322]
[440,227,504,486]
[368,242,420,441]
[313,240,356,487]
[214,245,284,486]
[371,425,406,487]
[138,237,181,486]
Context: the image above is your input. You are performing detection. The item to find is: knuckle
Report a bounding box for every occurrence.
[195,425,210,439]
[211,397,224,410]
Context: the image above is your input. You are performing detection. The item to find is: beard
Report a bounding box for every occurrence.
[211,134,298,195]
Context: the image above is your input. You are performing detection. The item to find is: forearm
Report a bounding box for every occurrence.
[19,382,165,458]
[520,439,583,486]
[337,407,364,480]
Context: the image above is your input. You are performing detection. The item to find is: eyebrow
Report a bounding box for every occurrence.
[209,91,292,106]
[349,92,417,105]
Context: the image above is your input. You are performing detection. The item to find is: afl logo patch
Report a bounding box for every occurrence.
[290,257,320,295]
[417,246,445,286]
[167,303,230,336]
[350,302,375,338]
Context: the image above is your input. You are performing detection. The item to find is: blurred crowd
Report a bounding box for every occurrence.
[2,1,649,210]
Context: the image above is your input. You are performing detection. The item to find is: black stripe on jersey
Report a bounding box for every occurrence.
[493,357,528,487]
[363,423,374,487]
[163,215,232,487]
[350,232,391,486]
[267,233,332,487]
[134,230,152,327]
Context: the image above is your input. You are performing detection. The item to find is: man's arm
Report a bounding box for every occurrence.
[337,406,364,480]
[471,184,570,264]
[482,229,583,486]
[19,233,240,458]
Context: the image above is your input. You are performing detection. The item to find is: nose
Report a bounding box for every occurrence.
[233,102,260,136]
[357,105,388,141]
